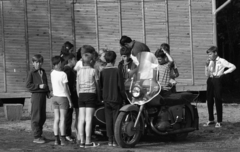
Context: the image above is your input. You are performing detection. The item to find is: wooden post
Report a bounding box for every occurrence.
[0,1,6,92]
[23,0,30,72]
[48,0,52,67]
[95,0,99,51]
[118,0,122,37]
[142,0,146,44]
[71,0,76,52]
[212,0,231,46]
[189,0,194,85]
[165,0,170,44]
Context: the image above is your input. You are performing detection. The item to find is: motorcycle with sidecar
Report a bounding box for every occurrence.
[113,52,199,148]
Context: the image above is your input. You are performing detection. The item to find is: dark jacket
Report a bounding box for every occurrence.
[118,58,137,82]
[26,67,50,93]
[99,66,126,104]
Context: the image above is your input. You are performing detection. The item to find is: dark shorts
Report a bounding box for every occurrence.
[52,96,69,110]
[78,93,97,108]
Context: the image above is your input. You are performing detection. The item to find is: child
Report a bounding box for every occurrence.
[155,48,174,97]
[204,46,236,128]
[118,46,137,83]
[51,56,73,146]
[74,47,83,72]
[76,45,100,148]
[94,48,107,74]
[62,53,78,142]
[60,41,74,57]
[26,54,50,144]
[160,43,179,92]
[99,51,126,147]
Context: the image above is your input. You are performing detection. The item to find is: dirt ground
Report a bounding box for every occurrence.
[1,103,240,152]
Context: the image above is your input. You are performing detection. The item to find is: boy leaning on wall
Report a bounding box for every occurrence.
[26,54,51,144]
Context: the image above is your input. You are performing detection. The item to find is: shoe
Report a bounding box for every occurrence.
[54,140,61,145]
[66,136,75,143]
[108,141,113,146]
[203,121,215,127]
[79,143,85,148]
[85,142,100,148]
[33,138,46,144]
[215,122,222,128]
[112,141,117,147]
[60,137,68,146]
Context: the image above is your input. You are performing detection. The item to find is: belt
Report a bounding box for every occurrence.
[210,75,221,78]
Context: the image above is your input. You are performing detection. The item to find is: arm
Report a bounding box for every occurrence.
[26,71,40,91]
[222,59,236,74]
[76,73,80,98]
[162,48,173,63]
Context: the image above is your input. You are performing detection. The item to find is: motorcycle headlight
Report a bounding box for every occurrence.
[132,86,141,98]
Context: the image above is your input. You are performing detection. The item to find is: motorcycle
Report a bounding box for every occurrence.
[114,52,199,148]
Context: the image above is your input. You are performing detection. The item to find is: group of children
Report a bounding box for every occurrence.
[26,37,181,148]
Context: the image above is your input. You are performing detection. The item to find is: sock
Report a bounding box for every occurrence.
[54,135,59,141]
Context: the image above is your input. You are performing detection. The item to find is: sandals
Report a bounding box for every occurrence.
[79,143,85,148]
[84,142,100,148]
[203,121,215,127]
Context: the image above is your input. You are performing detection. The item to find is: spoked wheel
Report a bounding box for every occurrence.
[172,107,192,140]
[114,111,144,148]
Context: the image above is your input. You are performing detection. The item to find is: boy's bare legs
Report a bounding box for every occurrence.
[85,108,95,144]
[53,109,60,135]
[78,107,86,144]
[53,109,60,145]
[59,109,67,136]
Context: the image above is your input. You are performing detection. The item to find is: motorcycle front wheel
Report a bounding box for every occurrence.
[114,111,144,148]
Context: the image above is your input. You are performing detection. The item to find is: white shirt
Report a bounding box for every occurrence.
[205,56,236,77]
[51,70,68,97]
[74,60,83,72]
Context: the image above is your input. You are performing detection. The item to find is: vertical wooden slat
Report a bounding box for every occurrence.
[72,0,76,52]
[48,0,52,66]
[119,0,122,37]
[142,0,146,44]
[95,0,99,51]
[165,0,169,44]
[1,1,6,92]
[189,0,194,85]
[24,0,29,72]
[212,0,217,46]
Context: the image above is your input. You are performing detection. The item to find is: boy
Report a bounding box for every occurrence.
[51,56,73,146]
[154,48,174,97]
[62,53,78,142]
[204,46,236,128]
[26,54,50,144]
[118,46,137,83]
[99,51,127,147]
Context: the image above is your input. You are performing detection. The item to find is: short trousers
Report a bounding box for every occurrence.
[52,96,69,110]
[78,93,97,108]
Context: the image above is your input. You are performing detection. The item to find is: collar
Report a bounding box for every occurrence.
[105,63,114,67]
[32,67,43,72]
[215,56,220,61]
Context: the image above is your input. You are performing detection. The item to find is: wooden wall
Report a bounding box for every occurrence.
[0,0,214,97]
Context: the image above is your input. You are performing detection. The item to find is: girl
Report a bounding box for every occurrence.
[76,45,100,148]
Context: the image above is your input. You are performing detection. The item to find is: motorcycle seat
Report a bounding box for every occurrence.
[160,92,198,106]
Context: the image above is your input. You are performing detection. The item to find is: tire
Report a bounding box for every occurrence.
[114,111,144,148]
[172,107,192,140]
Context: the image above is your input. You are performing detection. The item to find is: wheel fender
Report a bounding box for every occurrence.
[119,104,139,112]
[185,104,194,121]
[119,104,145,135]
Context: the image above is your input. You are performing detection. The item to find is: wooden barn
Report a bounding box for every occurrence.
[0,0,219,100]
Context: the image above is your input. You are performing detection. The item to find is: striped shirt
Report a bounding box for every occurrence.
[157,62,171,89]
[77,66,98,93]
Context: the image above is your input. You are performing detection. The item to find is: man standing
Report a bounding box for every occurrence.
[204,46,236,128]
[119,36,150,66]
